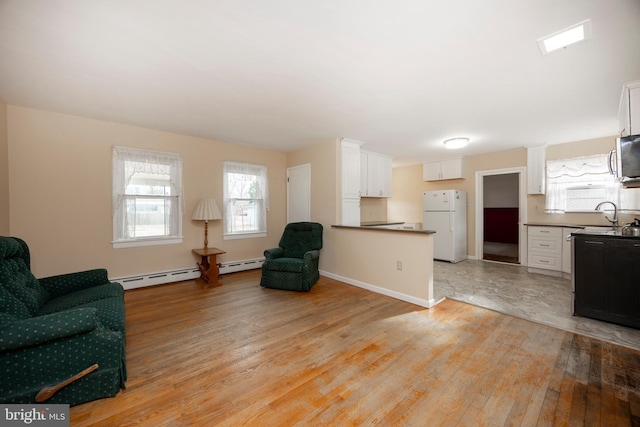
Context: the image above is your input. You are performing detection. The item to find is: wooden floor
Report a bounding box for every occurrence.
[70,270,640,426]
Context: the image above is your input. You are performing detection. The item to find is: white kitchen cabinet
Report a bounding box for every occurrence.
[341,138,363,225]
[361,151,392,197]
[341,139,362,199]
[619,80,640,137]
[562,227,581,275]
[527,146,546,195]
[527,226,562,276]
[341,198,360,226]
[422,158,464,181]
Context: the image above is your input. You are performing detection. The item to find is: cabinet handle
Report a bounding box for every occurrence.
[585,241,604,245]
[540,244,550,247]
[540,230,550,233]
[539,259,549,263]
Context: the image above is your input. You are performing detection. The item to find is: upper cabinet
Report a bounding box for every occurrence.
[422,158,464,181]
[361,151,393,197]
[527,146,546,195]
[619,80,640,137]
[341,139,362,199]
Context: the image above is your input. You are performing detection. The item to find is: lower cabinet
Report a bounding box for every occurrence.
[527,226,562,275]
[573,235,640,328]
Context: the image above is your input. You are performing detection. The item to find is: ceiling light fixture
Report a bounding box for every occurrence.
[443,137,469,149]
[537,19,591,55]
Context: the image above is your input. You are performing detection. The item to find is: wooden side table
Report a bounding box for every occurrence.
[192,247,226,286]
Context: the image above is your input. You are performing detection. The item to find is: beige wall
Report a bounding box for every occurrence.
[286,139,338,272]
[5,104,631,283]
[389,135,632,258]
[7,106,287,278]
[288,140,435,306]
[0,100,8,235]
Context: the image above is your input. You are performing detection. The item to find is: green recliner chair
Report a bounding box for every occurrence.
[0,236,126,406]
[260,222,323,292]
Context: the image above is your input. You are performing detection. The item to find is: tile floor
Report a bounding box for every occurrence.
[433,259,640,351]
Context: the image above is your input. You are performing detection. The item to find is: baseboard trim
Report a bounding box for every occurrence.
[319,270,442,309]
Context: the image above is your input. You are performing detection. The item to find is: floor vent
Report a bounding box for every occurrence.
[219,257,265,275]
[114,268,200,290]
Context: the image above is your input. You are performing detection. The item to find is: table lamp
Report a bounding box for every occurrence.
[192,198,222,249]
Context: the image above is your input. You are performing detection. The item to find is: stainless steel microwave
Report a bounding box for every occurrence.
[609,134,640,187]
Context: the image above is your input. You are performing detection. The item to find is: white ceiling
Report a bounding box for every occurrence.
[1,0,639,166]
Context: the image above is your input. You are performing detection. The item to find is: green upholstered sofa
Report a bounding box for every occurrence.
[260,222,323,292]
[0,236,126,406]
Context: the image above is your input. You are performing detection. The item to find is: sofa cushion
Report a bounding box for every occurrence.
[38,285,125,333]
[0,237,49,314]
[280,223,323,258]
[0,286,31,323]
[262,258,305,273]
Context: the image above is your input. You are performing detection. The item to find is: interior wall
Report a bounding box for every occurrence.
[0,100,8,235]
[286,139,338,272]
[360,197,387,223]
[483,174,519,207]
[526,135,639,225]
[389,135,627,258]
[7,106,287,278]
[390,148,525,258]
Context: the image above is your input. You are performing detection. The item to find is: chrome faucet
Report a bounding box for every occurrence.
[595,201,618,227]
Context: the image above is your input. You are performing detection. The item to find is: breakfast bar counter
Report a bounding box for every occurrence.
[328,222,439,308]
[332,222,436,234]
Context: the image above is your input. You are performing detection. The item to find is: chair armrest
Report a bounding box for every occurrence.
[303,250,320,262]
[264,247,284,260]
[39,269,112,299]
[0,308,99,353]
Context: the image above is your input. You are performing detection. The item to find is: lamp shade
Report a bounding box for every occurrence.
[192,198,222,221]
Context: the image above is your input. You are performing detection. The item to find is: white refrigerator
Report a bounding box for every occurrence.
[423,190,467,263]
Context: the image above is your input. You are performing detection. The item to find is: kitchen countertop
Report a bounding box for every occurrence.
[571,228,640,240]
[332,222,436,234]
[525,223,608,228]
[360,221,405,227]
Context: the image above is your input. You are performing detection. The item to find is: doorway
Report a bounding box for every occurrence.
[475,167,527,265]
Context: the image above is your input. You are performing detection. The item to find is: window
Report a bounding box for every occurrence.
[545,154,640,214]
[223,161,269,238]
[112,146,183,248]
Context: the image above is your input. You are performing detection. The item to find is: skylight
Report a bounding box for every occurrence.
[537,19,591,55]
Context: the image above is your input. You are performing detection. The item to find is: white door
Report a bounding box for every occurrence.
[287,164,311,223]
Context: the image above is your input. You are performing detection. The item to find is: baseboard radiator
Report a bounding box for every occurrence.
[219,257,265,275]
[114,257,265,290]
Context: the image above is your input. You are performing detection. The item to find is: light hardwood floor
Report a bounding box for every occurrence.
[70,270,640,426]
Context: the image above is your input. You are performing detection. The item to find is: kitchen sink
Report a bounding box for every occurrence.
[581,226,622,236]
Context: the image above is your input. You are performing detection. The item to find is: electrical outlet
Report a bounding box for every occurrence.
[397,261,402,271]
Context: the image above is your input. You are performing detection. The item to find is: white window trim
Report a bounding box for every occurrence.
[223,161,269,237]
[223,232,267,241]
[112,146,184,248]
[112,237,183,249]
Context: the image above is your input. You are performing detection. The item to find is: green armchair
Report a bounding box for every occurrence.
[0,236,126,406]
[260,222,323,292]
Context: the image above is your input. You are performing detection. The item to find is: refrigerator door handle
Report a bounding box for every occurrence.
[450,211,454,232]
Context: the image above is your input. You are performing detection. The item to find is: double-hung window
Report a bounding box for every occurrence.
[223,161,269,239]
[112,146,183,248]
[545,154,640,213]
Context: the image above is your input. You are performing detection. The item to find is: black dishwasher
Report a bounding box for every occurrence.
[573,234,640,329]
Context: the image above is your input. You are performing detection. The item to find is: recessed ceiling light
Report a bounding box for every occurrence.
[537,19,591,55]
[443,137,469,149]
